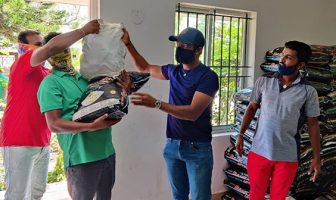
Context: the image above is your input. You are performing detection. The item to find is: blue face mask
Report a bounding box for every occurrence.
[278,64,297,75]
[175,47,195,64]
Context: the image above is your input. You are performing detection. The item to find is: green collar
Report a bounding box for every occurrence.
[52,69,81,80]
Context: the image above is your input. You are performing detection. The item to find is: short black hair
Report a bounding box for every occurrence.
[18,30,40,44]
[285,41,312,64]
[43,32,61,44]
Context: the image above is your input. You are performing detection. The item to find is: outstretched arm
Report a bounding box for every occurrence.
[130,91,213,121]
[122,29,165,80]
[30,19,100,66]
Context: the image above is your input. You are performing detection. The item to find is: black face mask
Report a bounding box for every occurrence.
[175,47,195,64]
[278,63,298,75]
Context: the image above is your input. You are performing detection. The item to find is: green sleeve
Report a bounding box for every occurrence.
[37,76,64,113]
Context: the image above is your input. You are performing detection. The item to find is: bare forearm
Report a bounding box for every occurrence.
[160,102,200,121]
[308,125,321,160]
[45,29,84,56]
[48,118,93,133]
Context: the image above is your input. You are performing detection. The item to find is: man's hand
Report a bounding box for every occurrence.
[90,114,121,131]
[81,19,100,36]
[308,158,321,182]
[116,70,135,94]
[121,29,131,46]
[130,92,156,108]
[235,135,244,156]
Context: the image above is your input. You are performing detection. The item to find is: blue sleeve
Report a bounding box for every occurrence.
[196,70,219,97]
[161,64,172,80]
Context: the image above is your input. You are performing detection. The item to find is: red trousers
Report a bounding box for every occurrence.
[247,151,298,200]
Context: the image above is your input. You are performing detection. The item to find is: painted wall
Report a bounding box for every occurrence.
[100,0,336,199]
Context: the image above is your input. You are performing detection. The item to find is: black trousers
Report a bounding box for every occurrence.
[66,154,116,200]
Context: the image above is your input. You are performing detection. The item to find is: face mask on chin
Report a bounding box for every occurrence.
[175,47,195,64]
[278,63,298,75]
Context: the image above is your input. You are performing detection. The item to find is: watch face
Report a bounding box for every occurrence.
[155,100,161,109]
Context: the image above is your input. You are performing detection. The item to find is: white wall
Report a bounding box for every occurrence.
[100,0,336,199]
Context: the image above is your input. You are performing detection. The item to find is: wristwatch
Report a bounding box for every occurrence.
[154,99,162,109]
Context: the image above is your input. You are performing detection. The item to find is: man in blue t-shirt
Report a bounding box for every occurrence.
[123,28,219,200]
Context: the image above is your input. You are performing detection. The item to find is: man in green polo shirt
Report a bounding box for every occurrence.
[32,20,131,200]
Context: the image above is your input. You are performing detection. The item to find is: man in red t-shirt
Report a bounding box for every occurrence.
[0,30,51,199]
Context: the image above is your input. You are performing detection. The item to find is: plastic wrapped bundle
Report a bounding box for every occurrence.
[72,72,150,122]
[222,192,246,200]
[315,194,336,200]
[235,114,257,130]
[305,67,333,84]
[319,96,332,110]
[321,143,336,160]
[310,45,335,54]
[230,133,252,151]
[305,64,331,71]
[233,88,253,103]
[224,146,248,170]
[327,91,336,99]
[233,125,254,143]
[260,62,280,73]
[331,55,336,65]
[224,181,249,200]
[80,21,126,80]
[300,147,313,163]
[318,122,336,135]
[293,182,320,199]
[324,107,336,119]
[300,133,311,147]
[235,103,247,115]
[309,81,333,96]
[264,46,283,62]
[308,51,331,66]
[329,66,336,78]
[224,168,250,189]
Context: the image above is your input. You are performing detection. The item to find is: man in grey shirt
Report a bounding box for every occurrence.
[236,41,321,200]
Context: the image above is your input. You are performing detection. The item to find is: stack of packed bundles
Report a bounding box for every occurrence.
[222,88,263,200]
[260,47,283,73]
[330,46,336,88]
[305,46,333,96]
[290,45,336,200]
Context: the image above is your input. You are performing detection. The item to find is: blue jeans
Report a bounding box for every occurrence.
[163,138,213,200]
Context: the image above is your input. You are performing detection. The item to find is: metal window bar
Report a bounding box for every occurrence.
[176,4,251,127]
[219,15,224,125]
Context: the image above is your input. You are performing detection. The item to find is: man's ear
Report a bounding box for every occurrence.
[195,47,203,55]
[297,62,305,70]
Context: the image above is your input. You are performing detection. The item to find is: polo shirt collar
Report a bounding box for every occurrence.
[52,69,81,80]
[274,72,302,85]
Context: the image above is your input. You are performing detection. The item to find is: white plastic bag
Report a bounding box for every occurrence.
[80,20,126,80]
